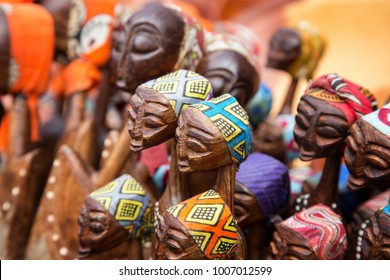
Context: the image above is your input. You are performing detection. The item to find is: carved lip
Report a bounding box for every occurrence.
[177,159,190,172]
[116,80,127,91]
[299,150,316,161]
[78,247,91,259]
[347,176,365,190]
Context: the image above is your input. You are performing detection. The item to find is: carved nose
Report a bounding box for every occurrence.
[301,128,316,151]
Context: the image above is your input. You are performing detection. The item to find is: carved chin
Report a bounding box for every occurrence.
[347,175,365,191]
[299,148,316,161]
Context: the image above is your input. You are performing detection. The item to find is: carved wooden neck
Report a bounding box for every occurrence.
[312,154,341,208]
[278,77,299,115]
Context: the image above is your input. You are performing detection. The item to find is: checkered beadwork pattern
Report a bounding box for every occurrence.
[190,94,251,163]
[165,190,238,259]
[89,174,153,238]
[140,69,213,116]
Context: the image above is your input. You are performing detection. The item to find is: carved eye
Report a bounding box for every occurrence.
[187,138,207,153]
[144,114,165,128]
[295,114,309,129]
[166,239,184,254]
[130,32,159,54]
[317,126,342,138]
[366,154,389,169]
[89,221,106,234]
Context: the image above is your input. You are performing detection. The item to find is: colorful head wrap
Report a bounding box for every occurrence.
[246,83,272,127]
[0,3,54,150]
[165,189,238,259]
[236,152,290,219]
[67,0,116,67]
[361,102,390,138]
[190,94,252,163]
[140,69,213,116]
[382,204,390,217]
[278,204,347,260]
[275,114,299,161]
[165,4,205,71]
[287,21,326,79]
[305,73,377,125]
[204,31,261,78]
[89,174,154,238]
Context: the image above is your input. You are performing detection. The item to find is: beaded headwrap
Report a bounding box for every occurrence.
[278,204,347,260]
[165,189,238,259]
[305,73,377,125]
[361,102,390,138]
[140,69,213,116]
[190,94,252,163]
[236,153,290,219]
[287,21,326,79]
[0,3,54,150]
[89,174,154,238]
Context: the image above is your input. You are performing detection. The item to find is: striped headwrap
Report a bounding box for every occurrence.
[89,174,154,238]
[236,153,290,219]
[361,102,390,138]
[140,69,213,116]
[278,204,347,260]
[305,73,377,125]
[165,189,238,259]
[190,94,252,163]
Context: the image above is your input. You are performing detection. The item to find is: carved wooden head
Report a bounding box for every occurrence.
[361,204,390,260]
[78,174,154,258]
[156,189,239,260]
[345,104,390,190]
[270,204,347,260]
[127,70,213,152]
[293,73,377,161]
[116,3,205,93]
[234,153,290,228]
[197,33,260,106]
[267,21,326,80]
[177,94,251,172]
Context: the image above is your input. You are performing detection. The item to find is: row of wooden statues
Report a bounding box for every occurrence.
[0,0,388,260]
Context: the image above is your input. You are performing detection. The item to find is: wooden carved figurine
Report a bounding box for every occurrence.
[78,174,154,260]
[293,73,377,212]
[196,31,260,106]
[270,204,348,260]
[156,189,239,260]
[344,103,390,191]
[349,189,390,259]
[360,204,390,260]
[235,152,290,259]
[116,2,205,94]
[0,3,54,259]
[268,21,326,115]
[259,21,326,164]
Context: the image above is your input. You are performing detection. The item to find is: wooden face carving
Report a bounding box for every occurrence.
[78,197,128,259]
[176,107,231,172]
[361,205,390,260]
[115,3,184,93]
[155,212,207,260]
[127,87,177,152]
[234,181,263,228]
[196,50,259,106]
[293,95,349,161]
[267,28,301,71]
[345,120,390,190]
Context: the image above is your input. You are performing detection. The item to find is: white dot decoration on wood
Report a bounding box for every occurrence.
[2,201,11,211]
[53,159,60,167]
[104,138,112,147]
[47,214,55,223]
[48,176,57,184]
[11,186,20,196]
[102,150,109,159]
[46,191,55,200]
[59,246,68,256]
[52,233,60,242]
[19,168,26,177]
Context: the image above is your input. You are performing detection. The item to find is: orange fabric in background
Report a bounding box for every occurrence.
[81,0,117,67]
[0,3,54,152]
[169,0,214,31]
[63,58,101,96]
